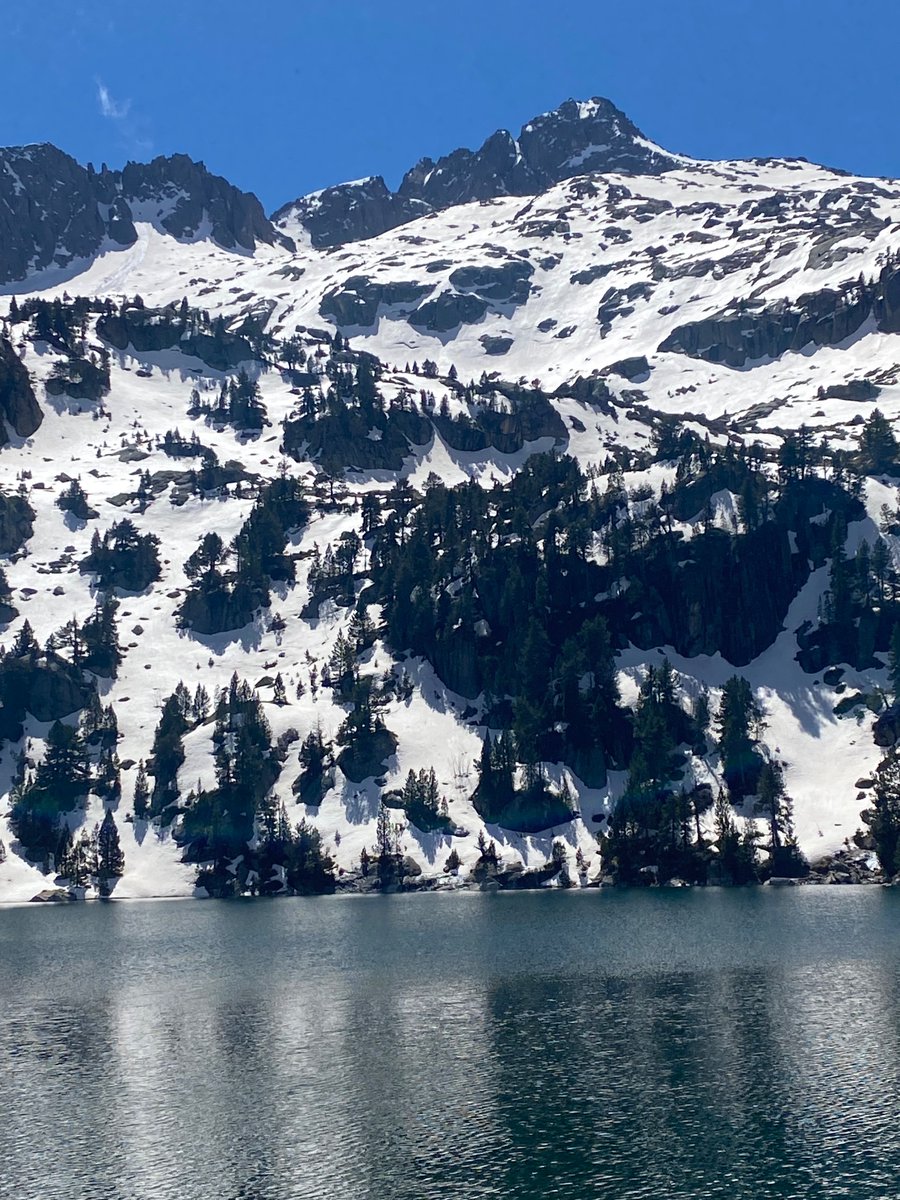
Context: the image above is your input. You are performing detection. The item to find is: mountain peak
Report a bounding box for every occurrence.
[0,145,288,287]
[277,95,681,249]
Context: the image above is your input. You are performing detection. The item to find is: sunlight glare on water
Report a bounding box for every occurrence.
[2,888,899,1200]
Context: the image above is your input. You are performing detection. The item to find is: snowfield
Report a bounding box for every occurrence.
[3,141,900,901]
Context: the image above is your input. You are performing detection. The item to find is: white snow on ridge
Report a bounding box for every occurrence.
[2,147,900,899]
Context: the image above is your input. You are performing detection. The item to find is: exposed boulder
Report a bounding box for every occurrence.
[480,335,513,356]
[29,889,77,903]
[0,656,93,725]
[45,355,109,402]
[177,583,261,636]
[603,355,651,381]
[337,727,398,783]
[820,379,880,402]
[473,784,574,834]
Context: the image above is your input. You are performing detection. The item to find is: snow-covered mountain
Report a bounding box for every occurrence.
[0,97,897,902]
[272,96,679,247]
[0,144,289,286]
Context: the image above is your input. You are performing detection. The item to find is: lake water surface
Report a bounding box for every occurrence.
[2,888,900,1199]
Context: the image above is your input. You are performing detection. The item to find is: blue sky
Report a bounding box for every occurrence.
[2,0,899,212]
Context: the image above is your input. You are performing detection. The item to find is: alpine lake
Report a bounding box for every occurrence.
[2,887,900,1199]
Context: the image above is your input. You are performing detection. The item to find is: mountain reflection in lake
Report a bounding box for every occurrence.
[2,888,899,1199]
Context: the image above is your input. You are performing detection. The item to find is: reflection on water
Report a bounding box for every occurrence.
[2,890,900,1199]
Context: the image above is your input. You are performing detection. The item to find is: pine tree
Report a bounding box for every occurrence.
[55,824,73,878]
[132,761,150,819]
[148,692,190,815]
[81,596,122,677]
[56,478,94,520]
[889,625,900,700]
[97,809,125,892]
[872,537,892,603]
[693,689,711,749]
[192,684,210,723]
[858,408,899,474]
[868,749,900,876]
[716,677,763,803]
[755,761,788,852]
[12,620,38,659]
[70,827,98,888]
[12,722,92,861]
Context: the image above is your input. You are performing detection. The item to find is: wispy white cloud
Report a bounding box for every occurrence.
[94,77,153,157]
[96,79,130,121]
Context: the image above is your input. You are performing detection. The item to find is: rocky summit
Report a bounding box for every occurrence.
[274,96,680,247]
[0,96,899,902]
[0,144,289,285]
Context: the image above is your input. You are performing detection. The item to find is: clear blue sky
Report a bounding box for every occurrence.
[3,0,899,213]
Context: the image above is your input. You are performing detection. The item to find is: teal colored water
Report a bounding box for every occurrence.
[2,888,899,1199]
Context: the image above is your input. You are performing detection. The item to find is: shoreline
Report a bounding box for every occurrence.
[3,875,892,910]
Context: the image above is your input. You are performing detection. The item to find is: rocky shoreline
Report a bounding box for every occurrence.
[24,848,889,902]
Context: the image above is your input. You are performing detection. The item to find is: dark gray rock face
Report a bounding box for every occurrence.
[45,359,110,403]
[336,727,398,783]
[0,338,42,441]
[176,585,261,636]
[659,255,900,369]
[399,129,535,210]
[272,176,429,249]
[0,144,288,285]
[320,258,534,333]
[0,144,133,283]
[0,490,35,553]
[97,306,255,370]
[516,98,675,185]
[283,406,431,474]
[448,260,533,305]
[659,283,870,368]
[408,291,489,332]
[597,283,654,335]
[319,276,433,327]
[119,154,286,252]
[279,96,680,248]
[23,660,93,721]
[400,98,676,209]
